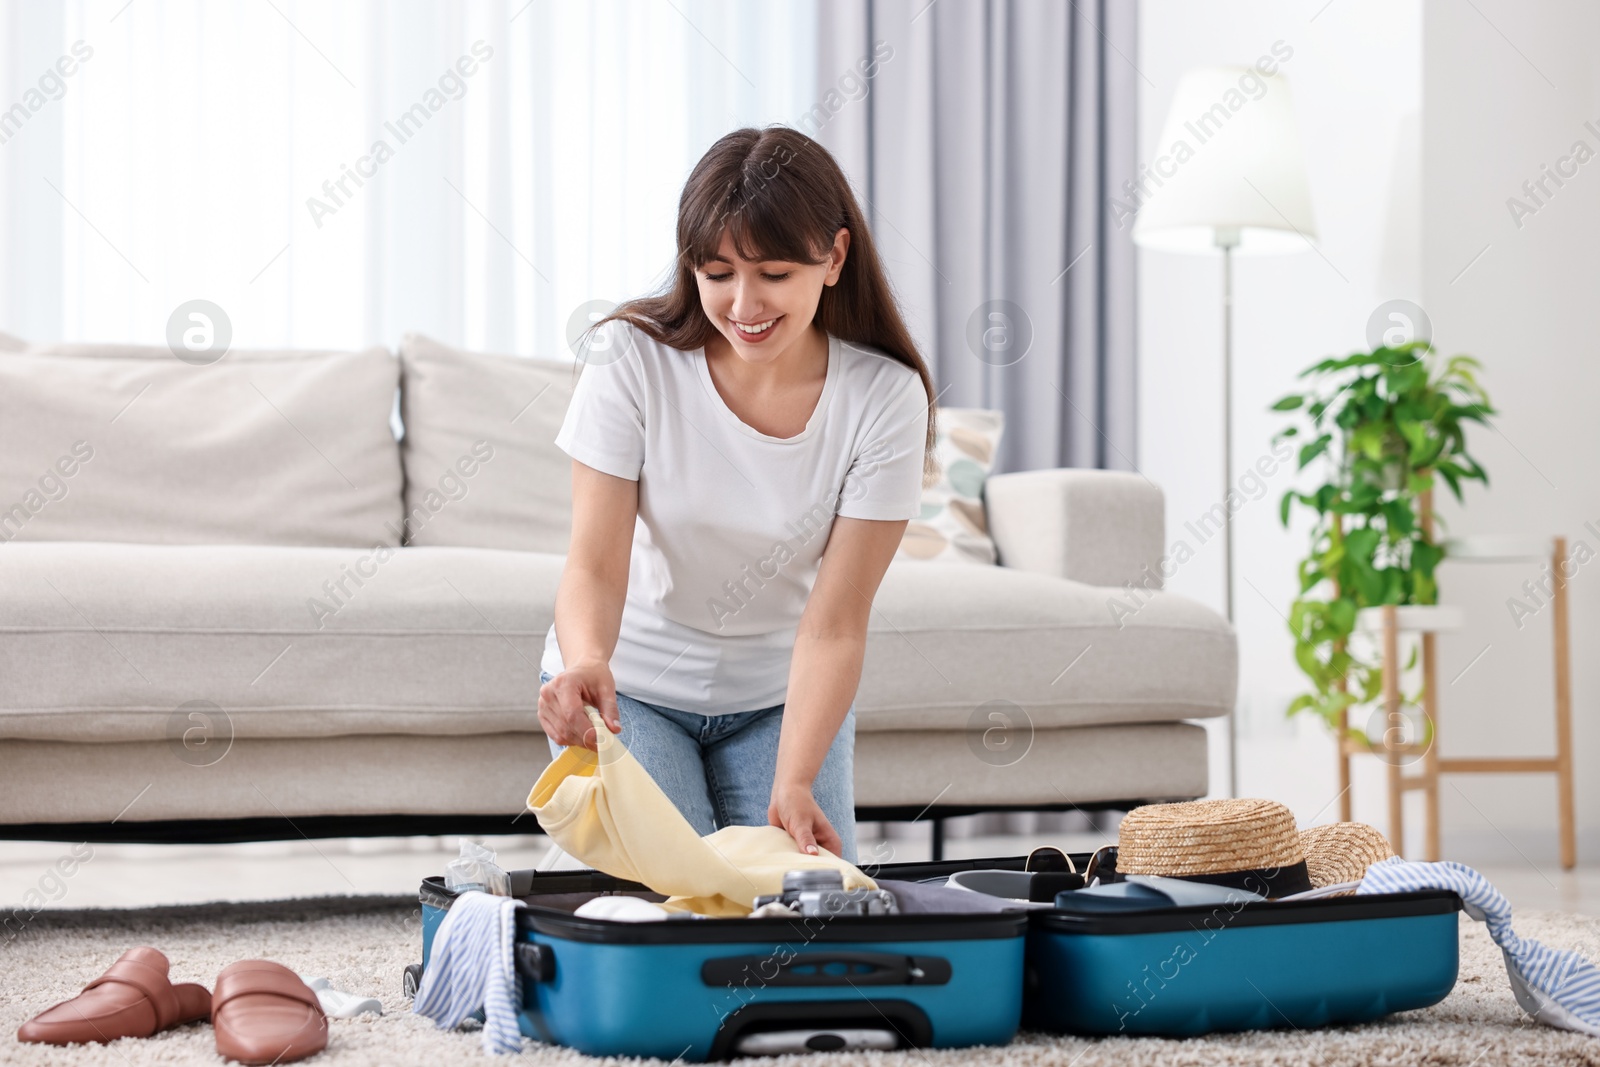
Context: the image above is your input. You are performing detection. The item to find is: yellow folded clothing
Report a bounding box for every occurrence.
[526,706,876,917]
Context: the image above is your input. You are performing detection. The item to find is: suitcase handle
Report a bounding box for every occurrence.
[701,950,951,988]
[707,999,933,1060]
[515,941,556,983]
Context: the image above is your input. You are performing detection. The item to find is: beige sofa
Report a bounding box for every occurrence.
[0,332,1235,846]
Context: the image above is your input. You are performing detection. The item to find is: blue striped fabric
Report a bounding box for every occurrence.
[411,890,526,1054]
[1359,856,1600,1037]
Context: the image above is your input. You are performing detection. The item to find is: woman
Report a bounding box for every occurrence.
[537,126,939,864]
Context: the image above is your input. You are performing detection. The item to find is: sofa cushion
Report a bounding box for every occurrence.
[855,722,1208,807]
[397,333,578,553]
[0,541,559,743]
[0,723,1208,825]
[0,545,1232,745]
[0,337,402,547]
[897,407,1005,565]
[859,560,1235,730]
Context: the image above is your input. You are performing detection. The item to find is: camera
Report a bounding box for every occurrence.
[752,869,899,917]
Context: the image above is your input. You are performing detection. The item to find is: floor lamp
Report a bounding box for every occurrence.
[1132,66,1317,798]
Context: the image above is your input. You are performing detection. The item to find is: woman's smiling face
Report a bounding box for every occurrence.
[695,227,849,363]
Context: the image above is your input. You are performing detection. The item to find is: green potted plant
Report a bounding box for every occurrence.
[1271,341,1495,742]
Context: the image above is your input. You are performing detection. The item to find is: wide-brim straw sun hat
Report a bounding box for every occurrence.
[1298,820,1396,888]
[1112,798,1394,899]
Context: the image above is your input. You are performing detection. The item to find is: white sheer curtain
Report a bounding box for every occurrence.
[0,0,817,354]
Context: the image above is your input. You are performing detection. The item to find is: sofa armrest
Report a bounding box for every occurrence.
[985,468,1164,588]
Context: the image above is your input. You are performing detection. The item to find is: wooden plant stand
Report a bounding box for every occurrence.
[1337,500,1576,869]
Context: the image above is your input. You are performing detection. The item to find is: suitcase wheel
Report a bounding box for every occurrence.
[403,963,423,999]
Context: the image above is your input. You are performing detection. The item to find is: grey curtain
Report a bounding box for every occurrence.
[815,0,1138,477]
[816,0,1139,844]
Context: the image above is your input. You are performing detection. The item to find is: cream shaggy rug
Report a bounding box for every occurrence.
[3,895,1600,1066]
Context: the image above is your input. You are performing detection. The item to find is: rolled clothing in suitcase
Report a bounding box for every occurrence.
[415,855,1038,1060]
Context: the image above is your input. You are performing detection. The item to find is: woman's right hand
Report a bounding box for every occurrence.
[539,661,622,750]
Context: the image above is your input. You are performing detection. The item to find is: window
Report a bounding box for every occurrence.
[0,0,819,355]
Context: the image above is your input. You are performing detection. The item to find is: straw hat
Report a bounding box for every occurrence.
[1298,821,1396,888]
[1111,798,1394,898]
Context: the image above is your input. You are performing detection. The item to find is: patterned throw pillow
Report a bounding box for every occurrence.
[895,407,1005,565]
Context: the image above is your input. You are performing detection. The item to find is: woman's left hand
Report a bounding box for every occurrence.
[769,782,842,857]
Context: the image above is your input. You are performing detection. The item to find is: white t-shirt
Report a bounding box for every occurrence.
[540,320,929,714]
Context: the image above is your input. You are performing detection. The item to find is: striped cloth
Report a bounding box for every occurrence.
[1359,856,1600,1037]
[411,889,526,1054]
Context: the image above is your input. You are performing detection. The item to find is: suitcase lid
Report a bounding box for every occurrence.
[422,852,1459,941]
[1032,888,1462,936]
[420,853,1054,944]
[420,852,1062,907]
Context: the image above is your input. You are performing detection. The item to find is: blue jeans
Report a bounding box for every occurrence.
[539,670,859,864]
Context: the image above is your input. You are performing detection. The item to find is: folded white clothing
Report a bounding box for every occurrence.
[298,975,383,1017]
[573,896,674,922]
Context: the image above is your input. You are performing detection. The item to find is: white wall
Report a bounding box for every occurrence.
[1418,0,1600,863]
[1140,0,1598,866]
[1137,0,1427,827]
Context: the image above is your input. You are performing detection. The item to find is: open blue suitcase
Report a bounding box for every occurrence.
[410,856,1033,1060]
[409,852,1462,1055]
[1023,879,1462,1035]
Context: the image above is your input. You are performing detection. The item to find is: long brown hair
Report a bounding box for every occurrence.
[597,125,939,487]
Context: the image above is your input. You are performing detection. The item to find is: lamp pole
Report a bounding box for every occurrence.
[1215,225,1240,799]
[1132,68,1316,804]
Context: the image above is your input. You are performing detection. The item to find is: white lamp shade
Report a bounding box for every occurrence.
[1132,65,1316,255]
